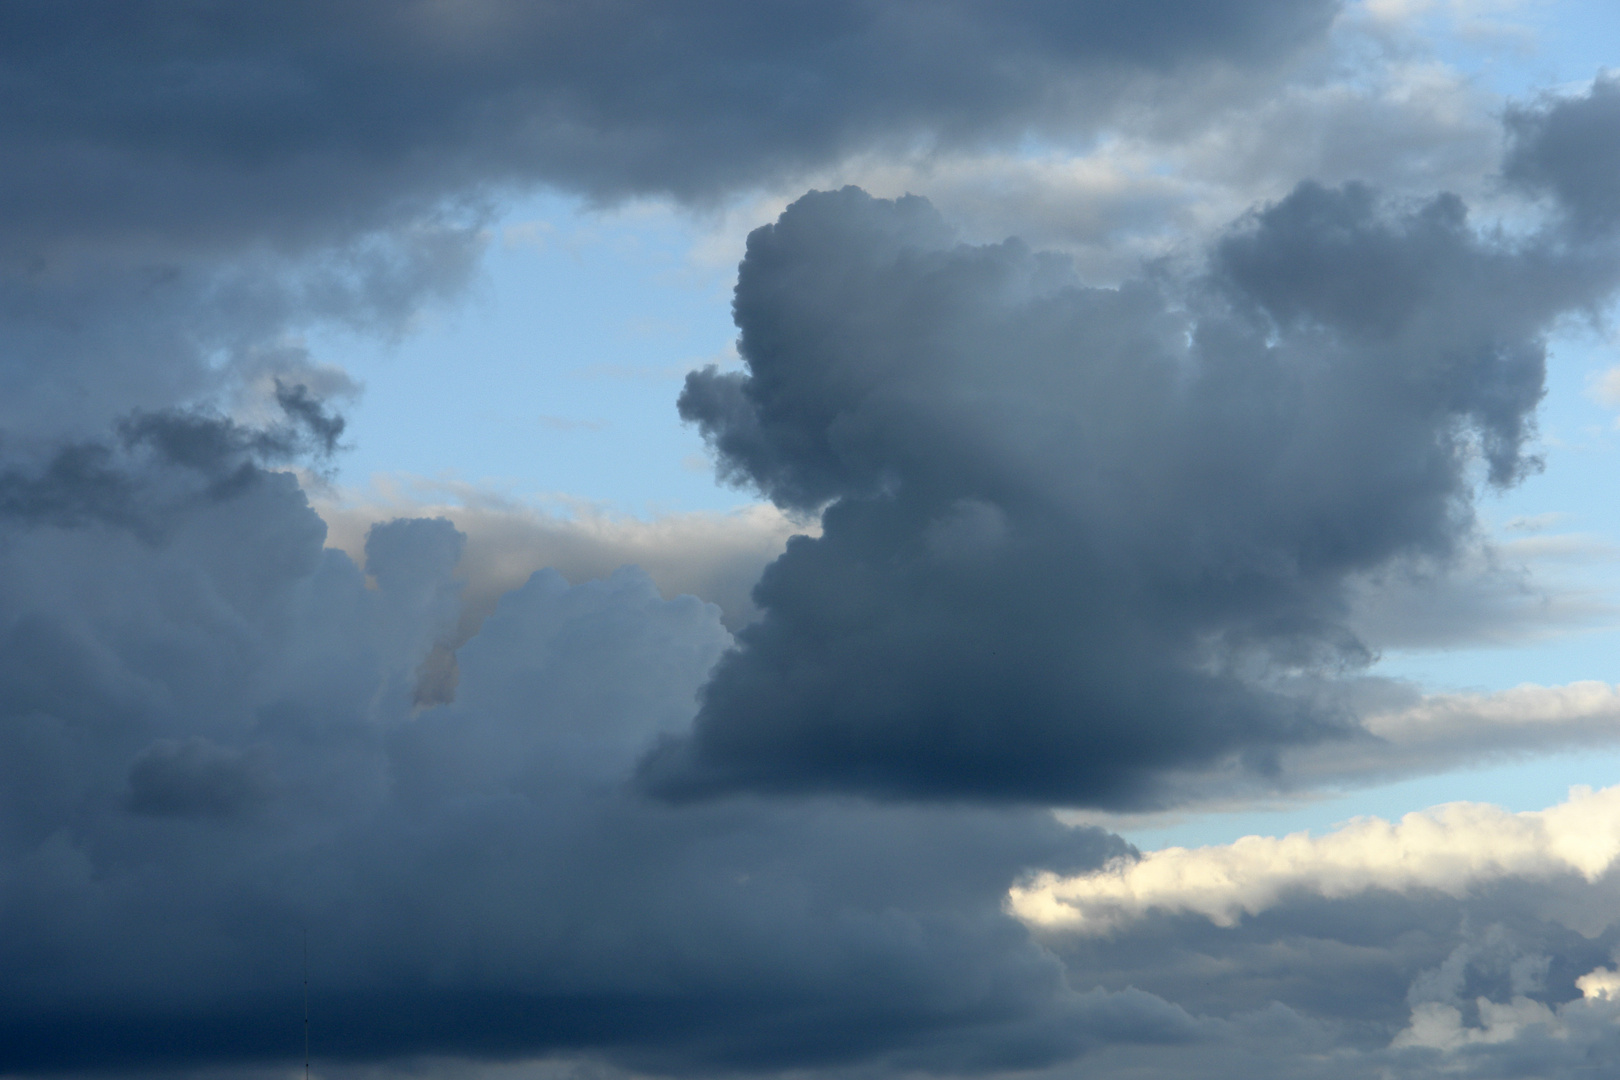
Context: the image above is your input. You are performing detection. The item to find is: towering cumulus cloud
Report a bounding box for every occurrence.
[653,114,1620,806]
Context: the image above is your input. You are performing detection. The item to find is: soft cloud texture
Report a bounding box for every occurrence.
[315,482,806,632]
[0,435,1185,1077]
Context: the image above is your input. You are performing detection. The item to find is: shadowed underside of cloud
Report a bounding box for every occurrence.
[644,84,1620,809]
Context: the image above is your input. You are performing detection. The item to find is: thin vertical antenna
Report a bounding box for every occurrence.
[303,930,310,1080]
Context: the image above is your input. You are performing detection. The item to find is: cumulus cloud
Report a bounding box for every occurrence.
[644,107,1620,806]
[1506,73,1620,234]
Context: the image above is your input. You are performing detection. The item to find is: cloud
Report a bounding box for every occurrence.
[643,143,1620,807]
[0,436,1206,1078]
[1010,782,1620,933]
[988,780,1620,1078]
[314,479,808,631]
[0,390,348,537]
[0,211,487,443]
[1506,73,1620,234]
[0,0,1348,475]
[1297,680,1620,780]
[1060,679,1620,825]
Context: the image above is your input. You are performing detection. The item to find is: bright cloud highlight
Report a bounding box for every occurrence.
[1011,784,1620,933]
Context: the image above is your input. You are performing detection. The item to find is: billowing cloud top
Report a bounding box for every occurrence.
[647,132,1620,805]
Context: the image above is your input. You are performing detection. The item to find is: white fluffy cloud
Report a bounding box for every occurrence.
[1011,783,1620,934]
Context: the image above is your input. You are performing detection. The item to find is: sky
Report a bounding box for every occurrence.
[5,2,1620,1079]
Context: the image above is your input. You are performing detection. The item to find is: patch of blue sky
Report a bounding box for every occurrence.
[312,189,747,517]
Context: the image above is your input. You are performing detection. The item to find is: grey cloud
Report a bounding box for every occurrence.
[1019,872,1620,1079]
[0,0,1338,255]
[646,174,1620,808]
[0,201,484,444]
[0,0,1337,449]
[274,380,347,457]
[0,438,1204,1079]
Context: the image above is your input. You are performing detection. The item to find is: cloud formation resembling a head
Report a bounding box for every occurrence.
[646,81,1620,808]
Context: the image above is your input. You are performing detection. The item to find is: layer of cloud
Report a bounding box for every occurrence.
[644,83,1620,807]
[993,780,1620,1079]
[2,0,1338,254]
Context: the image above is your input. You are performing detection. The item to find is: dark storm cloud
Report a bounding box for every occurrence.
[646,174,1620,808]
[0,441,1210,1078]
[0,0,1338,252]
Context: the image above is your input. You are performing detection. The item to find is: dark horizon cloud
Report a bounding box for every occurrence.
[646,80,1620,808]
